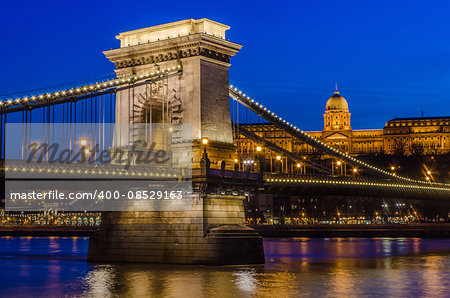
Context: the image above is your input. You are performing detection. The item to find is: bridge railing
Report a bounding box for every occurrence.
[264,173,450,196]
[207,168,261,180]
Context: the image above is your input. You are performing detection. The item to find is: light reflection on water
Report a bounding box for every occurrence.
[0,237,449,297]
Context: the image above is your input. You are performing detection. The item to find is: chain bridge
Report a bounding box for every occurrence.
[1,18,449,264]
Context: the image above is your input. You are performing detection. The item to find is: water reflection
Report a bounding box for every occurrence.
[0,237,449,297]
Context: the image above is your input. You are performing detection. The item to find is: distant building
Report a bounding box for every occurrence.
[236,89,450,157]
[383,116,450,155]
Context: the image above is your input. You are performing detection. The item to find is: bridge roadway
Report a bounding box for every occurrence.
[263,174,450,200]
[6,161,449,200]
[202,168,450,200]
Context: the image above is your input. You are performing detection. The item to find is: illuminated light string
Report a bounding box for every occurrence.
[266,176,450,192]
[0,65,182,108]
[229,85,449,188]
[4,166,182,179]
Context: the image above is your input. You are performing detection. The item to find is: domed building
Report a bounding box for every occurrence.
[320,89,382,153]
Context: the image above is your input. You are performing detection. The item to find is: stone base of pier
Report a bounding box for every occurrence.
[87,195,264,265]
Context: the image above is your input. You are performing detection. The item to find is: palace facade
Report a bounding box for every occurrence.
[236,89,450,157]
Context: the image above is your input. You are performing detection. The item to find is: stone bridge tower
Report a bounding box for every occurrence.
[88,19,264,265]
[105,18,241,167]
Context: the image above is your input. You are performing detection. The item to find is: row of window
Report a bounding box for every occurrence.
[387,121,450,127]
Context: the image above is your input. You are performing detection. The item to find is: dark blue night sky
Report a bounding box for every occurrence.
[1,0,450,131]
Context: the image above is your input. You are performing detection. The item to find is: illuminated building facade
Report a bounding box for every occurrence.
[236,89,450,158]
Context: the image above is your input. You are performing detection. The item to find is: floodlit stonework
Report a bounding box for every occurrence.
[88,19,264,265]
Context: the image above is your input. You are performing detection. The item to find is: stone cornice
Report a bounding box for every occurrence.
[104,33,242,69]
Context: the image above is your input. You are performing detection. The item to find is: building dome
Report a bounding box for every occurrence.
[325,91,349,111]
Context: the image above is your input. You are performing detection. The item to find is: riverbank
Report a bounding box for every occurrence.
[251,224,450,238]
[1,224,450,238]
[0,225,97,236]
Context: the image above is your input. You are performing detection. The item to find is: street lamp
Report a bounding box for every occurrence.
[256,146,263,174]
[427,170,431,175]
[276,155,281,160]
[201,137,209,154]
[336,160,343,175]
[80,138,87,146]
[296,163,301,175]
[201,138,210,170]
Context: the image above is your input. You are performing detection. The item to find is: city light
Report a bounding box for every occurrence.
[276,155,281,160]
[256,146,262,152]
[201,138,209,145]
[79,138,87,146]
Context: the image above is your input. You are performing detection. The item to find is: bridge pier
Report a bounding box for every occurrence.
[88,195,264,265]
[88,19,264,265]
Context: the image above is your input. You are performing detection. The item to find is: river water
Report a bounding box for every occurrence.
[0,237,449,297]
